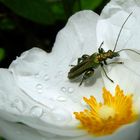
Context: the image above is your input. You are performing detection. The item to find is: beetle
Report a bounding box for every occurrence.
[68,12,140,86]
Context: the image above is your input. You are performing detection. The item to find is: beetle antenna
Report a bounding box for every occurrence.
[117,48,140,55]
[113,12,133,52]
[98,41,104,49]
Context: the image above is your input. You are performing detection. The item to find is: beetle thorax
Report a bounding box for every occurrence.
[96,50,114,62]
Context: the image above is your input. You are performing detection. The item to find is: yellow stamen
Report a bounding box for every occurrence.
[74,85,138,136]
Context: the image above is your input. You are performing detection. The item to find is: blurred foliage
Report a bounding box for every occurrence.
[74,0,103,10]
[0,0,105,25]
[0,48,5,61]
[0,17,15,30]
[0,0,65,25]
[0,137,5,140]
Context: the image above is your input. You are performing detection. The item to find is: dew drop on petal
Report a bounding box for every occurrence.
[30,106,43,117]
[56,96,67,102]
[36,84,43,93]
[11,98,26,113]
[41,111,48,122]
[36,84,42,89]
[38,89,43,93]
[44,74,49,81]
[67,87,74,94]
[35,73,40,78]
[61,87,66,93]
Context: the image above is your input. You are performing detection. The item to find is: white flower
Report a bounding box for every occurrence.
[0,0,140,140]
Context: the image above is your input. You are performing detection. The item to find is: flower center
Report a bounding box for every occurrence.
[98,105,115,120]
[74,85,138,136]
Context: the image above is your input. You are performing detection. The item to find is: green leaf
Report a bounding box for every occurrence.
[81,0,103,9]
[61,0,76,18]
[0,18,15,30]
[0,0,66,25]
[0,48,5,61]
[0,136,6,140]
[74,0,103,11]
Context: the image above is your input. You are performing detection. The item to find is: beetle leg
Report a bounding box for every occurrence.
[107,61,124,65]
[100,64,114,83]
[77,57,83,64]
[70,55,89,67]
[82,54,89,59]
[104,60,107,65]
[79,69,94,86]
[78,54,89,64]
[69,64,75,67]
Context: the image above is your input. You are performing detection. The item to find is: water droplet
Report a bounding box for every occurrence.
[67,87,74,94]
[35,73,40,78]
[38,89,42,93]
[56,96,67,102]
[44,74,49,81]
[51,108,71,122]
[61,87,66,92]
[11,98,26,113]
[30,106,43,117]
[36,84,43,93]
[36,84,42,89]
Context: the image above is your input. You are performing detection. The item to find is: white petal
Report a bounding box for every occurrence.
[0,68,28,117]
[9,48,49,75]
[0,69,85,136]
[52,10,99,57]
[0,118,139,140]
[97,0,140,60]
[102,59,140,95]
[97,11,135,51]
[0,119,45,140]
[0,69,84,136]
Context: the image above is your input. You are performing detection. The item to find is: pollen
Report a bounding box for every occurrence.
[74,85,138,136]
